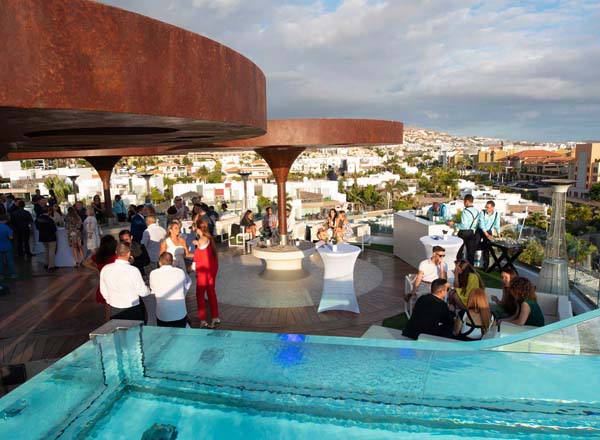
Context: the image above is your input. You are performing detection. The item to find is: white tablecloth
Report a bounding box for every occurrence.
[317,243,361,313]
[35,227,75,267]
[55,227,75,267]
[419,235,463,283]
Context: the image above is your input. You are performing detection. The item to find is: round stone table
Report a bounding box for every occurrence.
[252,241,316,272]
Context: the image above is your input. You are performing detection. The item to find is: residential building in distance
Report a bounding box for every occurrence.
[569,142,600,199]
[498,149,573,182]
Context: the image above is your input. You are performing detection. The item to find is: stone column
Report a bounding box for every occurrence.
[87,156,121,221]
[256,147,305,245]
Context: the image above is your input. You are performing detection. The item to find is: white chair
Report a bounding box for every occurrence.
[404,274,418,318]
[347,223,372,251]
[228,224,252,248]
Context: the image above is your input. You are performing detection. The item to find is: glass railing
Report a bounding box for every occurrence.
[2,314,600,438]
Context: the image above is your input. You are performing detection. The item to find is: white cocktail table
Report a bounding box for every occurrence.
[419,235,463,283]
[252,241,315,271]
[317,243,361,313]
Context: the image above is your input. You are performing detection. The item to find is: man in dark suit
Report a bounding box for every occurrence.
[130,204,147,243]
[10,200,34,257]
[403,278,455,340]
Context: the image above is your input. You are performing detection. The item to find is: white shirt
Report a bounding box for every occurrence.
[100,259,150,308]
[418,258,448,283]
[141,223,167,262]
[287,215,295,234]
[150,265,192,321]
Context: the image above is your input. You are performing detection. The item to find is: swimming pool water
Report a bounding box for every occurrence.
[1,310,600,439]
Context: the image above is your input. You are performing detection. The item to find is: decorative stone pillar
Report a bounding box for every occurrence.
[67,175,79,199]
[86,156,121,221]
[256,147,305,245]
[537,179,575,296]
[140,173,153,198]
[239,172,251,212]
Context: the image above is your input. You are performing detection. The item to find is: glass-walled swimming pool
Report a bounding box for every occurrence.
[1,310,600,439]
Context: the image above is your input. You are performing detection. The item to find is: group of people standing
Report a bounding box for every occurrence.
[0,191,106,277]
[91,197,221,329]
[404,245,545,341]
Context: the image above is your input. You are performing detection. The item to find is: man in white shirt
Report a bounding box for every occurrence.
[100,242,150,322]
[150,252,192,327]
[406,245,448,300]
[141,215,166,269]
[286,207,295,236]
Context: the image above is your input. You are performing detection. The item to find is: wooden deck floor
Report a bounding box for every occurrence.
[0,246,412,371]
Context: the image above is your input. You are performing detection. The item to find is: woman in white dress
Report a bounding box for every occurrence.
[83,207,100,255]
[159,219,193,271]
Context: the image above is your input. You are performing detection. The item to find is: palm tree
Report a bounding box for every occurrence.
[43,176,72,202]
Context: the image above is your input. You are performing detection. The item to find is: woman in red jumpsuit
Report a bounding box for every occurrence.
[193,219,220,328]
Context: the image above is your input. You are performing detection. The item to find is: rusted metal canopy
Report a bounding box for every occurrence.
[0,0,266,156]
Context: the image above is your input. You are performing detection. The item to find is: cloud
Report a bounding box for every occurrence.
[97,0,600,141]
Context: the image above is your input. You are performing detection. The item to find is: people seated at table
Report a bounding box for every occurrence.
[317,208,338,241]
[503,277,545,327]
[261,206,278,238]
[406,245,447,301]
[160,219,193,272]
[334,211,353,242]
[477,200,501,270]
[65,207,85,267]
[403,278,454,340]
[83,208,100,256]
[448,259,484,311]
[426,202,452,223]
[150,252,192,328]
[490,268,518,319]
[240,209,257,239]
[118,229,150,277]
[454,288,494,340]
[35,206,57,271]
[92,195,105,224]
[194,219,220,328]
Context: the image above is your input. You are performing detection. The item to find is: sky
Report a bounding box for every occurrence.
[98,0,600,142]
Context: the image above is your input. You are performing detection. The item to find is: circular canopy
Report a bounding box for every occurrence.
[0,0,266,155]
[166,118,404,153]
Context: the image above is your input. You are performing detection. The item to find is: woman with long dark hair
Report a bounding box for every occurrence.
[317,208,338,241]
[490,268,518,319]
[448,259,484,311]
[193,219,220,328]
[240,209,257,239]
